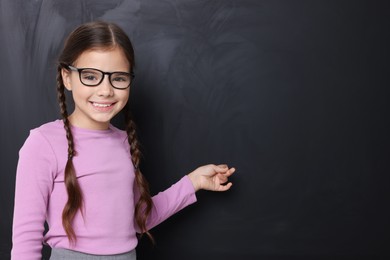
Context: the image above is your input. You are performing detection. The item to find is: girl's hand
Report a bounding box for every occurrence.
[188,164,235,192]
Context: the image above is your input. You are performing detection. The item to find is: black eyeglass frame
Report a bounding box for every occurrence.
[65,65,135,90]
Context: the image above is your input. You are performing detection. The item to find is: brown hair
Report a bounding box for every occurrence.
[56,21,153,244]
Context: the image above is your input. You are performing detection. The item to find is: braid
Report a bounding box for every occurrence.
[124,104,154,242]
[56,66,83,244]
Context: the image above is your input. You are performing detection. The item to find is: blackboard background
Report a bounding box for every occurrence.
[1,0,389,259]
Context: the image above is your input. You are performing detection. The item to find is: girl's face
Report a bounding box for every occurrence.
[62,47,131,130]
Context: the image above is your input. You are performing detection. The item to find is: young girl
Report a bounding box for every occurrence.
[11,21,235,259]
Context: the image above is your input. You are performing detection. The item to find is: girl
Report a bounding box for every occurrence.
[11,21,235,259]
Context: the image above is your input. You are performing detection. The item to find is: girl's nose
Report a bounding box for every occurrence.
[96,75,114,97]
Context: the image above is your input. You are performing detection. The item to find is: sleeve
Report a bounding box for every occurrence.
[11,130,56,260]
[134,175,197,233]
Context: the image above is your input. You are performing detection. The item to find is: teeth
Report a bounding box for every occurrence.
[92,102,112,107]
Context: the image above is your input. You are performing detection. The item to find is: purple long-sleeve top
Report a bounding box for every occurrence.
[12,120,197,259]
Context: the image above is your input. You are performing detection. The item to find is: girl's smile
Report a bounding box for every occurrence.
[90,101,117,112]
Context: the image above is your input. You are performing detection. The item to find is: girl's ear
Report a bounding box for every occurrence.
[61,68,72,91]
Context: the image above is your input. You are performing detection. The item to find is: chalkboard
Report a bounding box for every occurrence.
[1,1,389,259]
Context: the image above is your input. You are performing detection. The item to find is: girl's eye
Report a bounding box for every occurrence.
[113,77,126,82]
[81,72,99,81]
[84,75,96,80]
[112,74,130,82]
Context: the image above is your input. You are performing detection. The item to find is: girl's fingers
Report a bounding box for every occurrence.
[215,165,235,174]
[223,167,235,177]
[217,164,228,168]
[214,164,228,173]
[216,167,235,183]
[219,175,228,183]
[219,182,233,191]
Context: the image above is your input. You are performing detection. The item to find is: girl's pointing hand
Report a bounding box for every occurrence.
[188,164,235,192]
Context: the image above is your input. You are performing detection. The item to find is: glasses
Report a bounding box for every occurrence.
[66,65,134,89]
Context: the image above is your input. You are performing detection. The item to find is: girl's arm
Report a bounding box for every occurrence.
[134,164,235,232]
[12,130,55,260]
